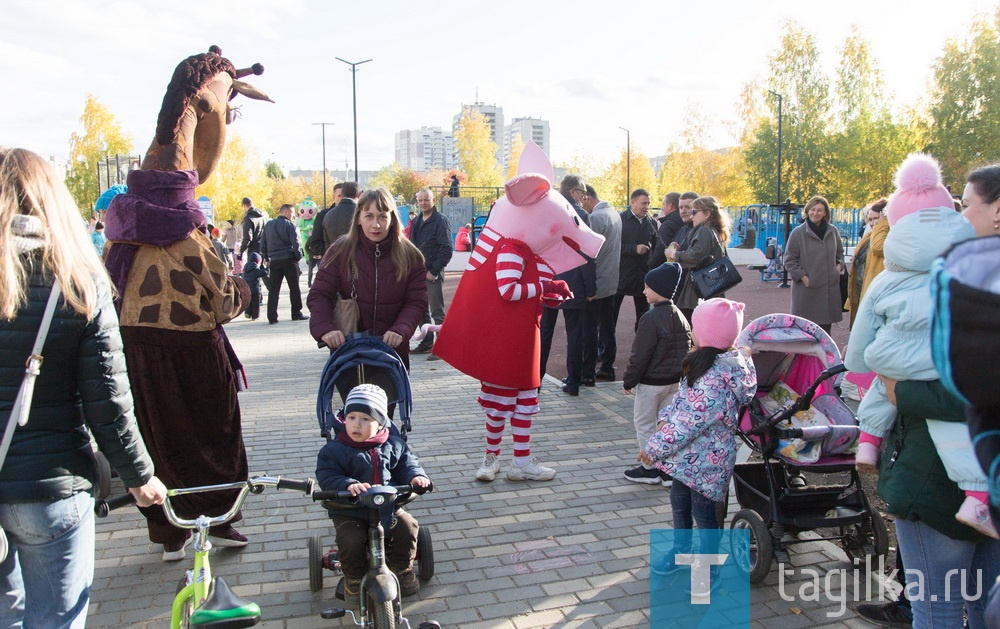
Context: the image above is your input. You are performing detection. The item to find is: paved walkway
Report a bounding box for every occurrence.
[89,271,889,628]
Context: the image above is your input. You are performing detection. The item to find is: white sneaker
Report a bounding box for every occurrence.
[476,454,501,482]
[162,534,193,562]
[506,457,556,481]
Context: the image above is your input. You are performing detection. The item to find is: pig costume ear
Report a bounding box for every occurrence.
[505,141,555,207]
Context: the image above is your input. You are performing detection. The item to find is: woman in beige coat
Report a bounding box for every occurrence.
[783,196,844,333]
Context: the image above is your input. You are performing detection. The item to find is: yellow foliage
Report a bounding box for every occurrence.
[506,134,525,181]
[195,134,273,223]
[454,108,502,188]
[66,94,133,214]
[657,146,754,206]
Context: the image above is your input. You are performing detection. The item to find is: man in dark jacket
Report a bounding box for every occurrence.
[260,204,307,324]
[615,189,657,331]
[540,175,597,395]
[322,181,360,250]
[239,197,267,259]
[410,188,453,356]
[306,182,343,262]
[651,192,684,267]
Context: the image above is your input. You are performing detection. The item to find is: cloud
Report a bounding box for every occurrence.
[555,78,607,100]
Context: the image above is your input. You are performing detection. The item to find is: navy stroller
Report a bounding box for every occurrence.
[307,334,435,595]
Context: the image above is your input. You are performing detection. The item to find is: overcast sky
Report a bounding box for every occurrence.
[1,0,994,174]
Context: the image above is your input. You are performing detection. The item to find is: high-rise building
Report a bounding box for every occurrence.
[394,126,454,172]
[503,117,550,170]
[452,102,504,167]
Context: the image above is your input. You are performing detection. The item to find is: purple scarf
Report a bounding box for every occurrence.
[104,169,206,307]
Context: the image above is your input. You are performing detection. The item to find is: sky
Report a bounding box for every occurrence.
[1,0,995,176]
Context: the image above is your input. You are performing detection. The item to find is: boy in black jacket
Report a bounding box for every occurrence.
[622,262,692,485]
[316,384,430,597]
[241,253,268,320]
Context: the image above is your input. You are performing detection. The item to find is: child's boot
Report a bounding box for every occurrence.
[855,442,880,474]
[956,496,1000,539]
[394,567,420,597]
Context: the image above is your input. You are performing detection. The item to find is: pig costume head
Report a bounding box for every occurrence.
[485,142,604,274]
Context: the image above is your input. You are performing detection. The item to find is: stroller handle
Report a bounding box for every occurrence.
[746,363,847,436]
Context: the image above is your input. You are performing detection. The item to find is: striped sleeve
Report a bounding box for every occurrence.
[496,244,542,302]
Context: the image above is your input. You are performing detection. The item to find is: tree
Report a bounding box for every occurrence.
[265,160,285,180]
[827,26,920,206]
[742,22,833,205]
[367,163,430,203]
[601,147,657,208]
[657,105,754,206]
[506,134,525,180]
[454,107,502,188]
[65,94,133,214]
[926,8,1000,186]
[195,134,273,223]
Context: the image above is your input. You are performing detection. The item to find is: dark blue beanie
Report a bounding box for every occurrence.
[644,262,683,301]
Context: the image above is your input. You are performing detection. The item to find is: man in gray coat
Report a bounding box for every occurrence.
[322,181,360,249]
[581,185,622,382]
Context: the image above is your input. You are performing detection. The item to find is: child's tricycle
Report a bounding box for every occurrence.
[308,483,438,629]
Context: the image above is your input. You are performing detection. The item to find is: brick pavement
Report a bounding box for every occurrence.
[89,270,886,628]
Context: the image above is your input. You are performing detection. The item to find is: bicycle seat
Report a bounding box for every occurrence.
[190,576,261,627]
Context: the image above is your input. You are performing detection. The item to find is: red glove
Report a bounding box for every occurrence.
[540,280,573,308]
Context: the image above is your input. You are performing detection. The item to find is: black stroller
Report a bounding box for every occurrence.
[729,315,888,583]
[306,334,434,599]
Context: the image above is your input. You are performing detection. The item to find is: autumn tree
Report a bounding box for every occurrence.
[506,134,525,180]
[600,147,657,209]
[827,27,920,206]
[65,95,133,214]
[367,163,431,203]
[454,108,502,188]
[195,134,272,223]
[742,22,833,205]
[926,8,1000,186]
[657,105,753,206]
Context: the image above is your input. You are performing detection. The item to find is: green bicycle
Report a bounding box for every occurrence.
[97,475,314,628]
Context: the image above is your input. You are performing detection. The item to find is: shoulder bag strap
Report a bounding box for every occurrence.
[0,279,62,467]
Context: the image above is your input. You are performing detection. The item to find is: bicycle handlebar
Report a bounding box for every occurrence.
[94,475,315,522]
[312,482,432,502]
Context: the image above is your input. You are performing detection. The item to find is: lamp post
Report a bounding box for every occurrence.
[312,122,335,207]
[619,126,630,207]
[766,90,783,205]
[335,57,372,182]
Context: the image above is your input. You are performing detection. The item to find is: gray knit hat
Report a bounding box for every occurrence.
[343,384,390,427]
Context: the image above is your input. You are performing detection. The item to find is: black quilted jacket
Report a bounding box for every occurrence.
[0,263,154,502]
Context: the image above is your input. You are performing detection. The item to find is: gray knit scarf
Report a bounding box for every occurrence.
[12,215,44,254]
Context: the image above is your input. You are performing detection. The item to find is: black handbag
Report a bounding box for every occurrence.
[691,255,743,299]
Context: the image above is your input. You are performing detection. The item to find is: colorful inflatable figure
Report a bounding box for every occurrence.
[297,197,318,284]
[432,142,604,481]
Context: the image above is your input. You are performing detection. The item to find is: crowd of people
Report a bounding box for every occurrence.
[3,139,1000,626]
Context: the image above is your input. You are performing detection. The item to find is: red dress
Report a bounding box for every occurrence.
[433,229,552,390]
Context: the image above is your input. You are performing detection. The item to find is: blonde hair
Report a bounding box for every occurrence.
[0,147,106,319]
[692,195,731,243]
[324,187,424,282]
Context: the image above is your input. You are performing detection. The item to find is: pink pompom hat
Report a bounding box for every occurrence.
[885,153,955,227]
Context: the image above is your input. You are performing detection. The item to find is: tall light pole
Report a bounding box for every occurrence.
[766,90,783,205]
[336,57,372,182]
[619,126,630,207]
[312,122,335,207]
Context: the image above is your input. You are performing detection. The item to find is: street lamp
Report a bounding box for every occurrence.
[619,126,630,207]
[766,90,783,205]
[312,122,335,207]
[335,57,372,182]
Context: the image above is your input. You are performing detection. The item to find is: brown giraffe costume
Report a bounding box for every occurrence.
[103,48,270,550]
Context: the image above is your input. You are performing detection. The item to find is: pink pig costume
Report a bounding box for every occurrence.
[433,143,604,481]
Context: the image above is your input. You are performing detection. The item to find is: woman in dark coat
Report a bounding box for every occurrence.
[307,188,428,368]
[665,195,730,323]
[783,195,845,333]
[0,148,167,627]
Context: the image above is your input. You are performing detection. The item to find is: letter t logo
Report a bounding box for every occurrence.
[675,553,729,604]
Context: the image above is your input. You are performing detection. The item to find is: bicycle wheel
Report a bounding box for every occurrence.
[308,535,324,593]
[367,592,395,629]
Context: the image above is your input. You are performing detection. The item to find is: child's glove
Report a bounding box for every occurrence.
[540,280,572,308]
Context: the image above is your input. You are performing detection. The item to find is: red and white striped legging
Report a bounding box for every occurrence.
[479,383,539,463]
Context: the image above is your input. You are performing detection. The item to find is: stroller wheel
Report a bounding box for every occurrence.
[308,535,324,592]
[417,526,434,581]
[731,509,773,583]
[841,508,889,563]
